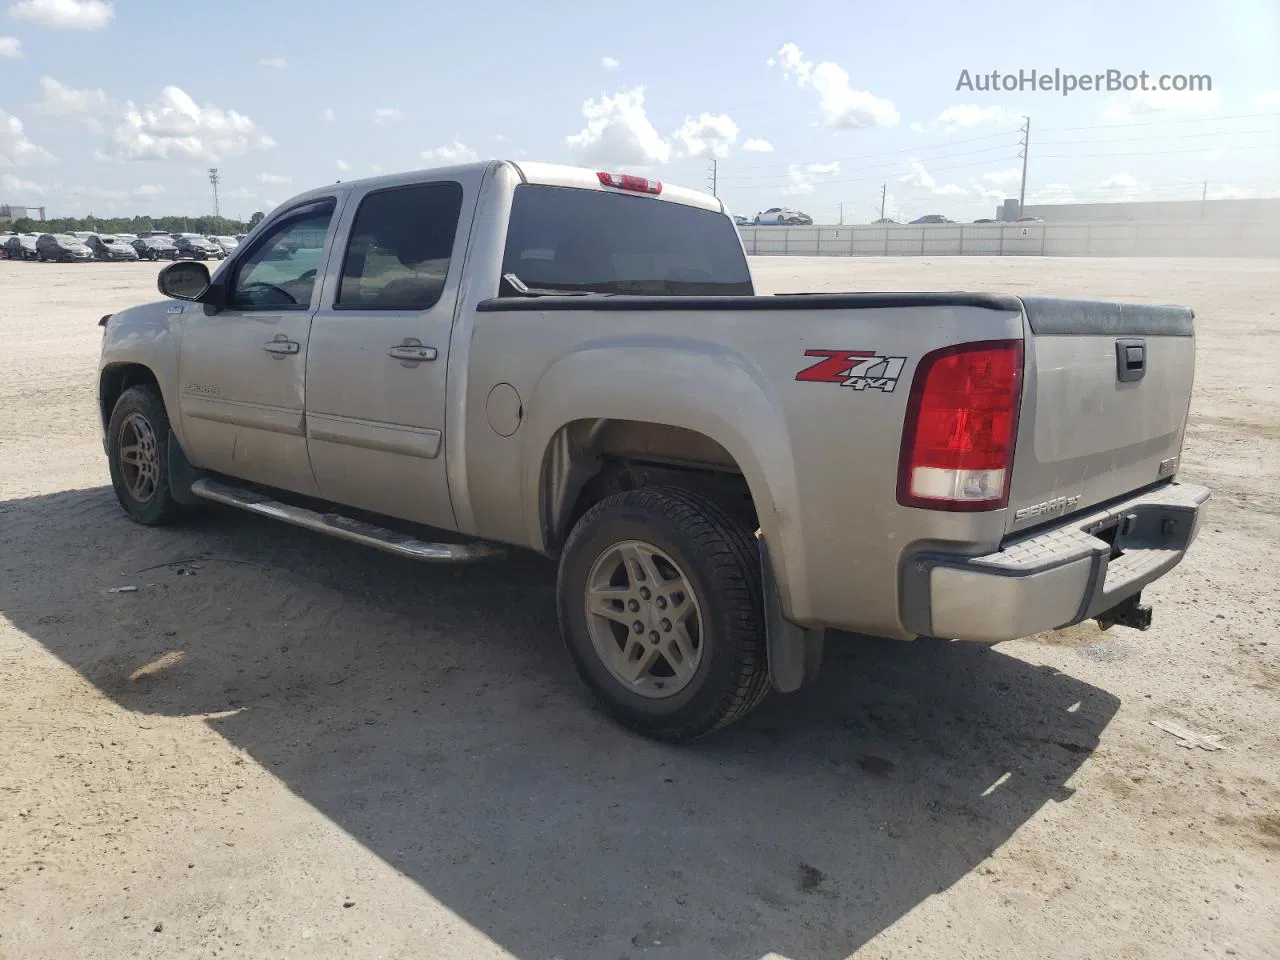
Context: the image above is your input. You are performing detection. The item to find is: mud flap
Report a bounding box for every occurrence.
[167,434,203,506]
[758,533,824,693]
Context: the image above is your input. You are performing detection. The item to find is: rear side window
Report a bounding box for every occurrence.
[337,181,464,311]
[500,184,752,297]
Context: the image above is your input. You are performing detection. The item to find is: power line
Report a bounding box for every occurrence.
[718,142,1019,184]
[1035,142,1280,159]
[1036,128,1280,147]
[1033,109,1280,133]
[716,128,1019,174]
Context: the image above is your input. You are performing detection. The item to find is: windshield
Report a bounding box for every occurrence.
[500,185,752,297]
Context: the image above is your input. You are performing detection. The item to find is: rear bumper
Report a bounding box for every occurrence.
[900,482,1210,643]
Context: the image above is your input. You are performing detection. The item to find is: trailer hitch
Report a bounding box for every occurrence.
[1095,592,1154,632]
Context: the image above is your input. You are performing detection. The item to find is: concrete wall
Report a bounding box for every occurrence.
[1016,197,1280,224]
[738,219,1280,258]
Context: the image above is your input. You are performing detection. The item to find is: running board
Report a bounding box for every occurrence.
[189,478,506,562]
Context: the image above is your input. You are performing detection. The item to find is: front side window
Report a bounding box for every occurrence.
[336,181,463,311]
[228,199,336,309]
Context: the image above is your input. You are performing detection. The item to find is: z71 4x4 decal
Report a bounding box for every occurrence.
[795,349,909,393]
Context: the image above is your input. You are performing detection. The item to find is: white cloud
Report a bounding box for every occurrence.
[336,159,350,171]
[371,164,383,173]
[35,75,112,131]
[784,160,839,195]
[133,183,163,197]
[982,168,1021,187]
[257,172,291,185]
[1255,90,1280,107]
[565,87,671,166]
[1102,88,1220,121]
[319,107,335,123]
[909,121,925,133]
[1206,184,1251,200]
[8,0,113,30]
[259,57,287,69]
[2,172,44,193]
[421,139,478,163]
[936,104,1011,128]
[900,158,976,199]
[601,56,620,69]
[771,43,899,131]
[672,112,739,159]
[742,137,773,153]
[900,159,936,190]
[0,34,22,57]
[100,86,275,162]
[372,107,402,126]
[0,110,56,166]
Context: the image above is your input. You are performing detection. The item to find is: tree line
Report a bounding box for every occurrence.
[6,212,267,236]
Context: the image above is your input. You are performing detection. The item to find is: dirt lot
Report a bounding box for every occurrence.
[1,256,1277,960]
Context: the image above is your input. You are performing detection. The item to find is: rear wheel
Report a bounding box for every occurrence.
[106,385,182,526]
[557,487,769,742]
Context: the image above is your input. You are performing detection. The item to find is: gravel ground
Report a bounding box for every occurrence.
[1,256,1276,960]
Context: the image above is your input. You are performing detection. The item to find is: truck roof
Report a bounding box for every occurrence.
[287,160,724,215]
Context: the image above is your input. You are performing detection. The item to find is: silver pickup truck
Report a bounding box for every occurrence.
[97,160,1209,741]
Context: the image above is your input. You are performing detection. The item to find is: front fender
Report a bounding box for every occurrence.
[520,334,810,622]
[99,300,187,448]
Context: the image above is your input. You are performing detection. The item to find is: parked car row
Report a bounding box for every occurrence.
[2,231,241,262]
[733,207,814,226]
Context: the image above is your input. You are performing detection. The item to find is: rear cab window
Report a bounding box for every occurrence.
[500,185,753,297]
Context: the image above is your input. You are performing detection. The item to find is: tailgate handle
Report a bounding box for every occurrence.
[1116,338,1146,383]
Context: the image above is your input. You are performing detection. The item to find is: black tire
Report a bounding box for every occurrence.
[106,385,183,526]
[557,486,770,742]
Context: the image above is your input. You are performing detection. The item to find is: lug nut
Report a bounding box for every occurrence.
[633,621,644,634]
[649,631,660,644]
[656,596,667,610]
[639,587,651,600]
[628,599,640,612]
[661,619,672,632]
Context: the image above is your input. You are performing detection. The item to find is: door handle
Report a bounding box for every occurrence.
[388,344,438,362]
[263,339,300,355]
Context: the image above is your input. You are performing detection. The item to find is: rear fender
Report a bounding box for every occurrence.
[522,336,809,620]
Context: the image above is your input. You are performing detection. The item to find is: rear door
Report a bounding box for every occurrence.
[1006,298,1196,532]
[303,173,477,531]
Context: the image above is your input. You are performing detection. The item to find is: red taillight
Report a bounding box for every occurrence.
[596,171,662,194]
[897,339,1023,511]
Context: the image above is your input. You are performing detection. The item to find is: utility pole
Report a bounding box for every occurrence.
[208,167,221,221]
[1017,116,1031,217]
[879,183,887,220]
[706,158,717,198]
[1201,180,1208,219]
[838,202,844,225]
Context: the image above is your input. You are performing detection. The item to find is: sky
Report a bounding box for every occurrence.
[1,0,1279,224]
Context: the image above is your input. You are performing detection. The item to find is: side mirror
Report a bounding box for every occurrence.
[157,260,211,301]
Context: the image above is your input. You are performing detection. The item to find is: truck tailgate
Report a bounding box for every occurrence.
[1008,297,1195,533]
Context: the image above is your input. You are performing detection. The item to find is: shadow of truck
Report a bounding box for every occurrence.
[0,485,1119,959]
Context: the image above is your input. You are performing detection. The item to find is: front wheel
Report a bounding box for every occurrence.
[557,487,770,741]
[106,385,183,525]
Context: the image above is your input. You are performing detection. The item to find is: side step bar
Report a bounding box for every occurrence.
[189,478,506,562]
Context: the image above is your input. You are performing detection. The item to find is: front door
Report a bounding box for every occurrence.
[304,177,471,531]
[177,197,339,497]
